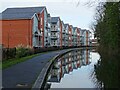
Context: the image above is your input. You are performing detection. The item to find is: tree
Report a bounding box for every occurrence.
[93,2,120,52]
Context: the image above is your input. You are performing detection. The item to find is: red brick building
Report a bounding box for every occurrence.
[0,13,40,48]
[0,7,50,48]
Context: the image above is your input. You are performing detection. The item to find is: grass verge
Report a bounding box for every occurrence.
[1,49,62,70]
[2,48,72,70]
[2,53,40,69]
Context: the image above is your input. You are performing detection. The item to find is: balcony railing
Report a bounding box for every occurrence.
[51,29,58,32]
[51,36,58,39]
[51,43,58,46]
[62,31,66,34]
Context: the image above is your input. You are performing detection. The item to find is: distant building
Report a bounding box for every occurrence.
[77,28,81,47]
[64,24,69,47]
[61,21,66,47]
[69,25,73,47]
[81,29,91,46]
[73,27,77,47]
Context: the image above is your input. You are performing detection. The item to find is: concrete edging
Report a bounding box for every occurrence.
[31,49,73,90]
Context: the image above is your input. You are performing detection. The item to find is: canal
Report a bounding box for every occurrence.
[44,48,101,88]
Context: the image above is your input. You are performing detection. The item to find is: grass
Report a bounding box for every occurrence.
[2,53,40,69]
[1,48,73,70]
[1,49,63,70]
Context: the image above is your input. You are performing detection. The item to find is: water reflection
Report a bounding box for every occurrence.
[45,48,99,89]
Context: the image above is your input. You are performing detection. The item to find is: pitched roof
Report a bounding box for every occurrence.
[0,6,46,20]
[51,17,59,24]
[73,27,77,30]
[61,21,64,24]
[64,24,69,28]
[2,6,46,14]
[0,13,36,20]
[78,28,81,32]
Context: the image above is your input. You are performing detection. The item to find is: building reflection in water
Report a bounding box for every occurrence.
[46,49,91,88]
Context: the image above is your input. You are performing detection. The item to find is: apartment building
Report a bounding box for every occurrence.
[68,25,72,47]
[81,29,91,46]
[77,28,80,47]
[0,12,41,48]
[0,6,91,48]
[50,17,61,47]
[0,6,51,48]
[61,21,66,47]
[64,24,69,47]
[46,13,51,47]
[73,27,77,47]
[36,7,50,47]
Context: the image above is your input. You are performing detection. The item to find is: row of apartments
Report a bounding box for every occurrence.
[0,6,91,48]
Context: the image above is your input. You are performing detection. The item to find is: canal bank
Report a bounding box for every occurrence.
[32,49,73,89]
[45,48,100,89]
[32,47,97,89]
[3,48,86,89]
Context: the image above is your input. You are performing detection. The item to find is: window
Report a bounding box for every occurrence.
[41,18,42,25]
[54,25,55,30]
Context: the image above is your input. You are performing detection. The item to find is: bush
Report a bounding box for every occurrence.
[9,48,16,58]
[16,45,33,58]
[2,48,16,60]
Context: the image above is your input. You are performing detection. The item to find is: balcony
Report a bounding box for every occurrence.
[51,36,58,40]
[51,28,59,32]
[62,31,66,34]
[62,37,65,40]
[51,43,58,46]
[33,31,42,37]
[62,35,65,39]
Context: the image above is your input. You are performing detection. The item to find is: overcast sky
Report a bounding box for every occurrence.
[0,0,99,37]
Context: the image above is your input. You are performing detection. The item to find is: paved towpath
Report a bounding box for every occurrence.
[2,49,70,88]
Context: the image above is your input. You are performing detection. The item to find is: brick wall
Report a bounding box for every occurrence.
[1,19,33,48]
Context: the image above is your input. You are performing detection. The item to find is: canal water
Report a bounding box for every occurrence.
[45,48,100,88]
